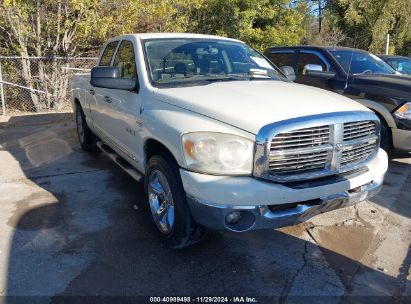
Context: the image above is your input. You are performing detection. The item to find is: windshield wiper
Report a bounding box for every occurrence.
[225,73,275,81]
[203,75,247,82]
[155,73,275,85]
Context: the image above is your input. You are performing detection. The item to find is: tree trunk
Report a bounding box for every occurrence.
[318,1,322,33]
[20,58,42,111]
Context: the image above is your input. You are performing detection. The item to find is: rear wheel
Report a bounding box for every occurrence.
[76,103,98,152]
[144,154,206,248]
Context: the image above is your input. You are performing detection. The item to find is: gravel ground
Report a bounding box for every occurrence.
[0,113,410,304]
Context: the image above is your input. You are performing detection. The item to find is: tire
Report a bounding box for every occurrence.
[75,103,98,152]
[144,154,207,248]
[379,117,392,153]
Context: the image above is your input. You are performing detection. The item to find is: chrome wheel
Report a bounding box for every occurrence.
[148,170,175,234]
[76,108,85,144]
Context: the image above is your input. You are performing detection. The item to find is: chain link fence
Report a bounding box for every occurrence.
[0,56,97,115]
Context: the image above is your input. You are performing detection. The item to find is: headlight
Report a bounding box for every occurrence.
[394,102,411,120]
[182,132,254,175]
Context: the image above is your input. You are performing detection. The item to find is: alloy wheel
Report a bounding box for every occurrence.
[148,169,175,234]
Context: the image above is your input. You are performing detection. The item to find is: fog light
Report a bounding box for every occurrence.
[224,210,256,232]
[226,211,241,224]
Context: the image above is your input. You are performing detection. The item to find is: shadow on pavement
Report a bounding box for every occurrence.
[1,113,411,304]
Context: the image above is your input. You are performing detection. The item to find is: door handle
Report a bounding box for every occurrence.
[104,96,112,103]
[89,89,95,95]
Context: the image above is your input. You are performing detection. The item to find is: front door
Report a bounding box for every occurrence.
[99,40,144,167]
[295,51,335,90]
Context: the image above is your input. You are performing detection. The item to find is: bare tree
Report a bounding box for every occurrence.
[312,0,328,33]
[0,0,88,111]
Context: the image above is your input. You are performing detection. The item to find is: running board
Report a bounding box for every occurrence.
[97,141,143,183]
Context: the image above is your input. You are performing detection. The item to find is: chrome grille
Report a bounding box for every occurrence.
[341,141,376,166]
[343,121,376,141]
[270,125,330,150]
[341,121,377,167]
[269,150,328,174]
[256,115,380,183]
[269,126,331,175]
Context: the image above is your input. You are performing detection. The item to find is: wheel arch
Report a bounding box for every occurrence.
[354,98,396,128]
[144,138,181,169]
[71,86,83,111]
[355,99,394,150]
[74,97,81,107]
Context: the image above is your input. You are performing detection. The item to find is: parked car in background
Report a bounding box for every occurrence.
[378,55,411,75]
[265,46,411,152]
[71,34,388,248]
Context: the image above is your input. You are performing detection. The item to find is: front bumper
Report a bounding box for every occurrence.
[181,148,388,232]
[187,178,382,231]
[392,128,411,151]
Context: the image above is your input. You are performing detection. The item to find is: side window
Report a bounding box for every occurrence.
[266,52,295,68]
[297,52,330,75]
[113,41,137,81]
[99,41,119,66]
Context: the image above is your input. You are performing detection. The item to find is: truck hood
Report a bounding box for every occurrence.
[154,80,369,135]
[352,74,411,98]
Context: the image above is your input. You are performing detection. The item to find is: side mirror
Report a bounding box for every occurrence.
[303,64,336,79]
[303,64,323,73]
[90,66,137,91]
[280,66,296,82]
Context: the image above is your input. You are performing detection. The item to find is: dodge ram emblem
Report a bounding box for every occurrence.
[335,143,343,152]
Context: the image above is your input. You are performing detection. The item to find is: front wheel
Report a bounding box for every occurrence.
[379,118,392,153]
[144,155,206,248]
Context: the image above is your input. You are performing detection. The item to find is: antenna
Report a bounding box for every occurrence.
[344,50,354,90]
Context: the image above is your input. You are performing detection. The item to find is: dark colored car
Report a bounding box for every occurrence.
[264,46,411,151]
[378,55,411,75]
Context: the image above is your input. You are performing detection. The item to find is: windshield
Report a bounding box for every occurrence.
[386,58,411,75]
[143,38,285,87]
[329,49,396,75]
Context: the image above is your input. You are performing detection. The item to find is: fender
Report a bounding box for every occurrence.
[353,98,396,128]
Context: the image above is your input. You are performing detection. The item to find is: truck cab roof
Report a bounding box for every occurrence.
[266,45,370,53]
[107,33,242,43]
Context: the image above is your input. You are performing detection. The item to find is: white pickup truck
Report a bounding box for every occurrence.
[71,33,388,248]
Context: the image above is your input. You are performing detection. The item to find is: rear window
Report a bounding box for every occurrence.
[266,52,295,68]
[99,41,119,66]
[113,41,137,81]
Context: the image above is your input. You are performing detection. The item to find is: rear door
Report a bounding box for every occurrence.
[89,40,120,134]
[265,50,297,70]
